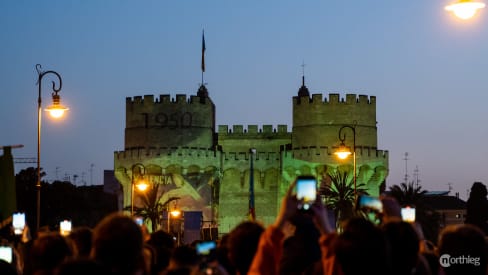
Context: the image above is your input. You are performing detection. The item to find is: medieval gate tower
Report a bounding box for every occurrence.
[114,80,388,234]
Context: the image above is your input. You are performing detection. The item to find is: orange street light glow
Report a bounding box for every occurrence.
[170,209,181,217]
[136,181,149,191]
[445,0,485,20]
[335,145,352,159]
[45,94,69,118]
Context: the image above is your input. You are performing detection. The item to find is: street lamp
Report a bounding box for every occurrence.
[167,201,181,242]
[445,0,485,20]
[131,164,148,216]
[334,125,357,196]
[36,64,68,231]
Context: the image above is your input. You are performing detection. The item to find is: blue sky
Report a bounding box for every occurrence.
[1,1,488,199]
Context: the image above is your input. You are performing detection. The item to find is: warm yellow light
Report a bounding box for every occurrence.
[170,209,181,217]
[445,0,485,20]
[136,181,149,192]
[46,106,68,118]
[335,146,352,160]
[45,93,69,118]
[59,220,72,236]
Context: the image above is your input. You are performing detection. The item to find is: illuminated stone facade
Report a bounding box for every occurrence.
[114,82,389,234]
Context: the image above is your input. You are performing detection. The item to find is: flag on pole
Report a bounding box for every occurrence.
[201,31,206,72]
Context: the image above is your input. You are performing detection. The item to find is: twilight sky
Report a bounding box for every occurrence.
[1,1,487,200]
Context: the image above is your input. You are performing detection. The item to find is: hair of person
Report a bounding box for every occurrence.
[227,221,265,275]
[90,213,144,275]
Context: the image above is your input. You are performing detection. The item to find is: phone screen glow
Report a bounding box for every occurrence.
[12,213,25,235]
[297,178,317,202]
[0,246,12,263]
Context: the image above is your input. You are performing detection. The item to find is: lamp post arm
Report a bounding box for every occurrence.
[36,64,63,98]
[35,64,63,232]
[337,124,357,196]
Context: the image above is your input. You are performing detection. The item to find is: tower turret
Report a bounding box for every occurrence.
[124,88,216,149]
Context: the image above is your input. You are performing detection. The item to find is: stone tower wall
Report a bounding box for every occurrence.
[125,94,215,149]
[292,93,377,150]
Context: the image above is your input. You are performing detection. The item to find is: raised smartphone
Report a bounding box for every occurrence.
[296,176,317,210]
[357,195,383,213]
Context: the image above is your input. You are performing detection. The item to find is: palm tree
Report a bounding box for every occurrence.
[321,171,368,227]
[127,174,180,232]
[388,182,427,206]
[388,182,440,242]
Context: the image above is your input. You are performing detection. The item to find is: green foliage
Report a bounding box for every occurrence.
[321,171,368,227]
[388,182,440,242]
[14,167,118,232]
[126,174,180,232]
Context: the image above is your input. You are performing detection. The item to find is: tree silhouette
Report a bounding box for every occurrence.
[388,182,440,242]
[321,171,368,227]
[128,174,180,232]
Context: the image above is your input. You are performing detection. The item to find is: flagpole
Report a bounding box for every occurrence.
[201,30,205,86]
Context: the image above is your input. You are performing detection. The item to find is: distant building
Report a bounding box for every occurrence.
[114,79,389,234]
[103,170,123,211]
[423,191,466,228]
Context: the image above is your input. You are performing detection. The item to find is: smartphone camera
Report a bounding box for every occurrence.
[401,207,416,223]
[134,217,143,226]
[356,195,383,213]
[196,241,217,274]
[12,212,25,235]
[0,246,13,264]
[296,176,317,211]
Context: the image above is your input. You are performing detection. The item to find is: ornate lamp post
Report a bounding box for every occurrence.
[36,64,68,231]
[334,125,357,196]
[131,164,148,216]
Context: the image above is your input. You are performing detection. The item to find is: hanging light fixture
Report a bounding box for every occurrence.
[45,91,69,118]
[445,0,485,20]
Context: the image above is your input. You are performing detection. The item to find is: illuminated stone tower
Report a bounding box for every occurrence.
[114,79,388,236]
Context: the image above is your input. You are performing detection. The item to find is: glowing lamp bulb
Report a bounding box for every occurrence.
[45,93,69,118]
[136,181,149,191]
[335,145,352,160]
[445,0,485,20]
[170,209,181,217]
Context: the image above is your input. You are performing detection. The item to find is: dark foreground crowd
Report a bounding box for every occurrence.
[1,182,487,275]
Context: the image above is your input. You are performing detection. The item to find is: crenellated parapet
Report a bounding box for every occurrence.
[292,93,378,150]
[115,146,220,161]
[126,94,214,106]
[125,93,216,149]
[293,93,375,105]
[285,145,388,164]
[218,125,289,136]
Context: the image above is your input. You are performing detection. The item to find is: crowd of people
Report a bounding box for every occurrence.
[0,180,487,275]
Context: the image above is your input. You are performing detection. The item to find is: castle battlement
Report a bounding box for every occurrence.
[293,93,376,105]
[218,125,289,135]
[223,151,280,161]
[126,93,213,106]
[115,146,220,160]
[287,146,388,159]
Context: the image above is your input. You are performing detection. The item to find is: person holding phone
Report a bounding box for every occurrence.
[249,176,391,275]
[248,176,339,275]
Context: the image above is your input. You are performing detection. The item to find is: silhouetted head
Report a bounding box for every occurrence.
[382,221,420,275]
[30,232,72,273]
[227,221,264,275]
[470,182,487,200]
[438,224,487,275]
[91,213,144,275]
[333,217,390,275]
[68,226,93,258]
